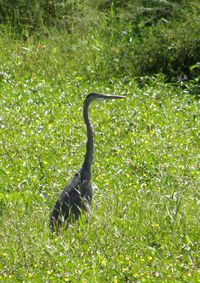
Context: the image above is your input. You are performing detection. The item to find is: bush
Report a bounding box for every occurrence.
[0,0,199,81]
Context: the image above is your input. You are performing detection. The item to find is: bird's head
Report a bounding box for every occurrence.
[85,93,126,102]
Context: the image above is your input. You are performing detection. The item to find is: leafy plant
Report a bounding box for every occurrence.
[0,75,199,282]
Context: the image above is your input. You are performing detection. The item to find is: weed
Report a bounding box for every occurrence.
[0,75,199,282]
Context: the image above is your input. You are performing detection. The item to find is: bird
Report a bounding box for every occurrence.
[50,93,126,231]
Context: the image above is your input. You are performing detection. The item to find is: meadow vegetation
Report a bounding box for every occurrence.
[0,1,200,282]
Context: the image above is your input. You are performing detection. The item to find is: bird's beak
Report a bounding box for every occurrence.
[102,94,126,100]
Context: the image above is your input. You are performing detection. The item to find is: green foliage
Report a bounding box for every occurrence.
[0,0,86,36]
[0,2,200,281]
[0,75,200,282]
[0,0,200,80]
[96,0,200,80]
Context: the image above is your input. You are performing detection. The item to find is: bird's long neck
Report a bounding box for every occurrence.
[81,98,93,181]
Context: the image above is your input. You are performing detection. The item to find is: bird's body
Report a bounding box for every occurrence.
[50,93,125,231]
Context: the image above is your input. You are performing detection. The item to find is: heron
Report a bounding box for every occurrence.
[50,93,126,231]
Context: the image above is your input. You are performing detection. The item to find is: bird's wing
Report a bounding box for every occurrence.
[58,170,81,204]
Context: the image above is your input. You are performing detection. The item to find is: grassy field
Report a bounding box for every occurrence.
[0,71,199,282]
[0,1,200,280]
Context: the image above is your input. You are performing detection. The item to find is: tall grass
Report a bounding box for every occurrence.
[0,75,199,282]
[1,0,200,81]
[0,1,200,282]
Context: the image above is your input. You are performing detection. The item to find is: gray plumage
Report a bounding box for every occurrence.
[50,93,125,231]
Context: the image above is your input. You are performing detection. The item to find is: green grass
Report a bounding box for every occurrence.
[0,73,199,282]
[1,0,200,83]
[0,3,200,280]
